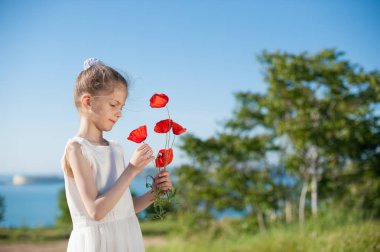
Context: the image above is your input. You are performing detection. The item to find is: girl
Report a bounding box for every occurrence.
[60,58,173,252]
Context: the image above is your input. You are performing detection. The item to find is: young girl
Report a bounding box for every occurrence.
[60,58,173,252]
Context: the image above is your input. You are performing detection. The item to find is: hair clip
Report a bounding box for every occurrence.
[83,58,103,70]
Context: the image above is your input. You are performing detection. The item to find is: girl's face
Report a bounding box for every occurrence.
[89,86,128,131]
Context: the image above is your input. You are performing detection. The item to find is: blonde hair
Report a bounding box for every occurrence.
[74,62,128,109]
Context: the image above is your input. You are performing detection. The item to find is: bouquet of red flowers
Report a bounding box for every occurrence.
[127,93,186,219]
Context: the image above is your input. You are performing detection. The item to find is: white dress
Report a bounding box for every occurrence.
[60,136,145,252]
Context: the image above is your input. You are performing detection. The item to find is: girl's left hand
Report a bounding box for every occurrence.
[152,170,173,194]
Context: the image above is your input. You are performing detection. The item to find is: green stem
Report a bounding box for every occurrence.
[164,105,172,171]
[170,135,176,149]
[166,106,171,151]
[166,111,171,168]
[165,131,168,151]
[166,105,171,120]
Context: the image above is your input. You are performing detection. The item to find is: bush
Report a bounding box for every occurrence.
[0,194,4,223]
[0,195,5,222]
[56,187,72,228]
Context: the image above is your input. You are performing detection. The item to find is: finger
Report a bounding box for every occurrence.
[158,177,171,183]
[161,185,173,191]
[142,146,151,151]
[141,145,150,152]
[156,178,165,184]
[160,177,170,183]
[155,175,168,182]
[159,182,172,188]
[137,143,148,150]
[157,172,169,178]
[156,175,170,183]
[155,170,167,176]
[158,171,170,177]
[140,148,151,156]
[146,150,153,156]
[143,153,153,160]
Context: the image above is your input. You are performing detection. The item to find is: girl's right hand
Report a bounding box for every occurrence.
[129,143,155,174]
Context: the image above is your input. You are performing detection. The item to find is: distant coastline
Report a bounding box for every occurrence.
[0,175,64,186]
[0,170,151,228]
[0,166,160,186]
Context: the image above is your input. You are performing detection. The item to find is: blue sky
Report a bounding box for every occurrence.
[0,0,379,175]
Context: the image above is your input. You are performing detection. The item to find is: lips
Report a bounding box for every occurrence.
[109,119,116,124]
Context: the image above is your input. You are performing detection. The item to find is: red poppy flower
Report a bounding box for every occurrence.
[154,119,173,133]
[127,125,147,143]
[155,148,174,168]
[150,93,169,108]
[172,121,186,135]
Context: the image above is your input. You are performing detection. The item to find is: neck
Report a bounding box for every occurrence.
[77,117,104,143]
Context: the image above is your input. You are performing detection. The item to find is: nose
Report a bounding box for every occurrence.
[115,109,122,118]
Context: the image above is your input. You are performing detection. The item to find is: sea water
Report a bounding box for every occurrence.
[0,171,244,228]
[0,174,149,228]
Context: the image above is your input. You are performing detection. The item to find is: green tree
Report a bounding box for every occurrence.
[229,49,380,223]
[0,194,5,223]
[174,48,380,237]
[177,132,278,232]
[56,187,72,228]
[174,134,222,233]
[177,49,380,234]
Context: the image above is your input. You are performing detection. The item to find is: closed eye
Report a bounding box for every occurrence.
[110,103,124,111]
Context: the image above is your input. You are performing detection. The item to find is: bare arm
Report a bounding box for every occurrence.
[66,142,154,221]
[133,170,173,213]
[133,190,156,213]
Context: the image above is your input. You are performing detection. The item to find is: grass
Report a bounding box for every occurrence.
[0,226,71,243]
[0,219,175,244]
[146,216,380,252]
[140,218,176,236]
[1,212,379,251]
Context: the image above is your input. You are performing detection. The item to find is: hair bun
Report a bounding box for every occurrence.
[83,58,103,70]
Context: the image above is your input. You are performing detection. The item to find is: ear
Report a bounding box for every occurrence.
[81,94,92,110]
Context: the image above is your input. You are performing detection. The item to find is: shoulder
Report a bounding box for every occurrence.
[62,140,88,178]
[64,137,86,152]
[65,138,92,163]
[66,141,82,153]
[66,141,86,160]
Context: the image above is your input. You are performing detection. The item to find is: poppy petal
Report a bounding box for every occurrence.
[150,93,169,108]
[155,148,174,167]
[127,125,147,143]
[154,119,173,133]
[172,121,187,135]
